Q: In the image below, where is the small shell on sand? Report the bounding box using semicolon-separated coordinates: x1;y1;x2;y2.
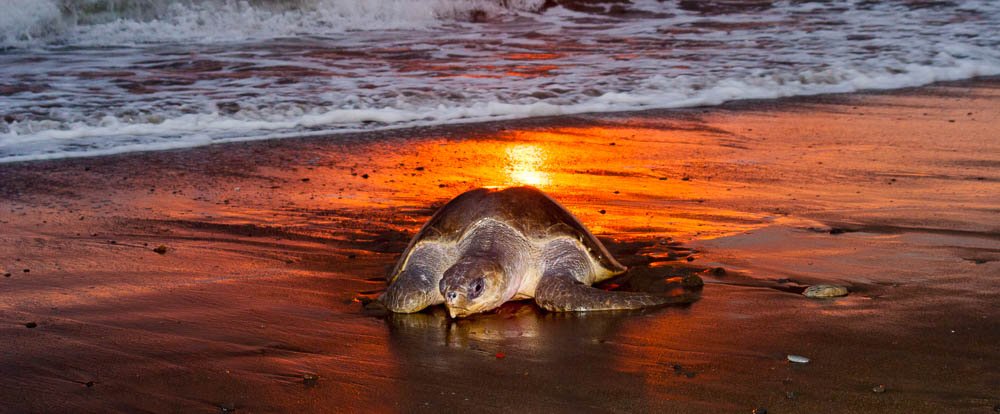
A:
803;284;849;298
787;354;810;364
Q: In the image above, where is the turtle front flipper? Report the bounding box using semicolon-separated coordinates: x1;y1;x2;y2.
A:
534;273;694;312
535;238;694;312
379;242;453;313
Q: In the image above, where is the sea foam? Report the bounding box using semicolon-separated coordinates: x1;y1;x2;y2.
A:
1;0;998;162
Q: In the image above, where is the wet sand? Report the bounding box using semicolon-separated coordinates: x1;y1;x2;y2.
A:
1;79;998;413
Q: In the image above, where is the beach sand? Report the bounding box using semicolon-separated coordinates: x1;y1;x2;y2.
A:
1;79;998;413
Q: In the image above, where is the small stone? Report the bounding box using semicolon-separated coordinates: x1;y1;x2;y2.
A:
3;273;10;277
85;381;94;388
153;245;168;254
609;142;616;146
598;209;606;215
22;269;29;273
25;322;37;328
787;354;810;364
753;408;768;414
829;228;846;235
681;274;704;288
415;166;425;171
685;256;694;262
711;267;726;277
303;373;319;387
219;403;236;413
681;176;690;181
361;174;369;179
300;178;310;182
872;384;886;393
803;284;849;298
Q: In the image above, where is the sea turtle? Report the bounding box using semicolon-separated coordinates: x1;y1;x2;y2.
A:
378;187;693;317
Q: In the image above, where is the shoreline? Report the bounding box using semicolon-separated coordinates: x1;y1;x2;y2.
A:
2;75;998;166
1;78;998;413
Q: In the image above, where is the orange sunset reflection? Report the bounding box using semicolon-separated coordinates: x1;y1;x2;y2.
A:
505;144;550;187
242;125;770;242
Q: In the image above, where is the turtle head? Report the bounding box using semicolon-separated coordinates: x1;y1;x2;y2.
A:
440;256;508;318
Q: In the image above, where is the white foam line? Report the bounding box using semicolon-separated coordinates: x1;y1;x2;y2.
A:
3;64;997;164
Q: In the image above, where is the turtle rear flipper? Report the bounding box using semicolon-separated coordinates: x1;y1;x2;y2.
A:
534;274;695;312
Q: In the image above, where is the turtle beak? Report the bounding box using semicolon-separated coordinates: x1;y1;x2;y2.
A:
447;305;470;319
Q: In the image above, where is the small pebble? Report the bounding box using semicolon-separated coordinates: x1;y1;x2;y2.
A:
685;256;694;262
153;245;168;254
711;267;727;277
598;209;606;215
85;381;94;388
361;174;369;179
3;273;10;277
787;354;810;364
803;284;849;298
303;373;319;387
23;269;29;273
682;274;704;288
872;384;886;393
752;408;767;414
25;322;37;328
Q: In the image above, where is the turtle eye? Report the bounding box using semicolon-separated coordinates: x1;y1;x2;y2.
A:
470;278;485;298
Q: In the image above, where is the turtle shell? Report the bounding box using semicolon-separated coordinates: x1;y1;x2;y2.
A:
389;187;626;282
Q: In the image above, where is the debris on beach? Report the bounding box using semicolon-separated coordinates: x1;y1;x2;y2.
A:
787;354;810;364
803;284;849;298
303;373;319;387
152;245;168;254
682;274;704;288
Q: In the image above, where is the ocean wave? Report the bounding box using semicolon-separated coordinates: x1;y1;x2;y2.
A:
4;58;997;163
1;0;998;162
0;0;546;48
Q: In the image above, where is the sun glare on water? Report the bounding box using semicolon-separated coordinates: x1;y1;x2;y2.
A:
505;144;549;187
